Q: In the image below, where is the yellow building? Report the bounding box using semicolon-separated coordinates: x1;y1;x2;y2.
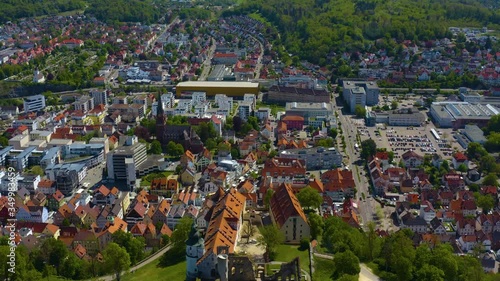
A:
176;81;259;98
88;105;107;125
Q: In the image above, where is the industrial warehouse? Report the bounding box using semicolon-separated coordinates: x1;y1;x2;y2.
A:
175;81;260;98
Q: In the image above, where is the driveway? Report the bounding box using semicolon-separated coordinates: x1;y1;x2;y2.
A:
359;264;380;281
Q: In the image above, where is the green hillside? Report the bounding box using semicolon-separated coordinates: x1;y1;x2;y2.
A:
227;0;500;64
0;0;86;23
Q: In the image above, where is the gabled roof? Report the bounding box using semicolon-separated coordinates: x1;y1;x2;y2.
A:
74;244;87;259
159;223;172;236
130;222;148;236
95;185;111;196
402;150;424;160
453;152;468;162
127;202;146;218
238;180;254;194
73;230;96;242
198;188;245;265
308;178;324;193
270;183;308;228
375;151;389;160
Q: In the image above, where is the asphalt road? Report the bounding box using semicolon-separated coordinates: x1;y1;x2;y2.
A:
251;35;265;79
334;98;375;228
199;38;217;81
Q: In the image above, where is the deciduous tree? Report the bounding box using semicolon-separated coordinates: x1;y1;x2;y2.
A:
257;225;284;260
483;173;499;187
333;250;360;279
360;139;377;160
103;243;130;281
296;186;322;210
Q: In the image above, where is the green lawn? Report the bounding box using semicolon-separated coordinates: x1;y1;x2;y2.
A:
256;101;286;116
313;257;334;281
121;260;186;281
140;171;174;187
274;244;310;272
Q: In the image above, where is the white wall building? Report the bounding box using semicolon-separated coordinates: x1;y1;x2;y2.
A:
24;95;46;113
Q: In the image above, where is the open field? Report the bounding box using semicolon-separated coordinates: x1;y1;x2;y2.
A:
274;244;310;272
120;260;186;281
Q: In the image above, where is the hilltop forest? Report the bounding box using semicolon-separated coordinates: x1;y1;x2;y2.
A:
227;0;500;64
0;0;86;23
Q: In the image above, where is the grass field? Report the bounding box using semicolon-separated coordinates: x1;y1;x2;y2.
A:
313;257;334;281
274;244;310;272
120;260;187;281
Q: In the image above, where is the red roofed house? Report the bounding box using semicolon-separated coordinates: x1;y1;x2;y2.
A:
62;39;84;49
321;169;356;202
452;152;469;169
270;183;310;243
401;150;424;168
212;53;238;64
281;115;304;130
375;151;390;167
443;173;466;192
261;157;306;185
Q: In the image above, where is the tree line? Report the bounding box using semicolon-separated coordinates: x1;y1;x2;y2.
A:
0;0;85;24
227;0;500;65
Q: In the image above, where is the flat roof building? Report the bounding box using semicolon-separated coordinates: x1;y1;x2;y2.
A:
107;140;164;190
267;85;330;104
280;147;342;170
456;124;488;148
24;95;46;113
430;102;499;129
367;107;426;126
207;64;234;81
176;81;259;98
342;80;380;112
285;102;334;127
8;146;37;171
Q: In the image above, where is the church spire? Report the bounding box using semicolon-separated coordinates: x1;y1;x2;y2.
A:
156;92;164;116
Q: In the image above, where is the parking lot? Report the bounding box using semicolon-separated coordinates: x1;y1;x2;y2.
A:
353;117;462;160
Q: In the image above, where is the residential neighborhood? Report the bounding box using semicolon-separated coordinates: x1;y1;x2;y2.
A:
1;3;500;281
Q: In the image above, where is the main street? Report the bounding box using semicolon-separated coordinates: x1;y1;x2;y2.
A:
333;97;376;228
198;38;217;81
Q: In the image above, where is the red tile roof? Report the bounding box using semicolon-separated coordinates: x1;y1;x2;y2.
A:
270;183;308;228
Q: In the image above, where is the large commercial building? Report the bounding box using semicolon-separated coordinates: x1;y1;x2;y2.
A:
107;137;165;189
176;81;259;98
366;107;426;126
24;95;46;113
8;146;37;171
45;163;87;195
342;80;380;113
107;141;147;189
279;147;343;170
267;85;330;104
207;64;234;81
285;102;334;127
73;95;95;113
90;90;108;106
455;124;488;148
430;102;499;129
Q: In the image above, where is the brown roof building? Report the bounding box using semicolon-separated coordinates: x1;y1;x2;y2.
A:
270;183;310;243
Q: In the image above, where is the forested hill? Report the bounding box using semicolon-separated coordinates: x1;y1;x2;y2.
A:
0;0;172;25
0;0;86;23
84;0;169;24
227;0;500;64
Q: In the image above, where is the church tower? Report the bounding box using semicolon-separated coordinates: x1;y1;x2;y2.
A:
156;92;167;146
186;222;204;281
